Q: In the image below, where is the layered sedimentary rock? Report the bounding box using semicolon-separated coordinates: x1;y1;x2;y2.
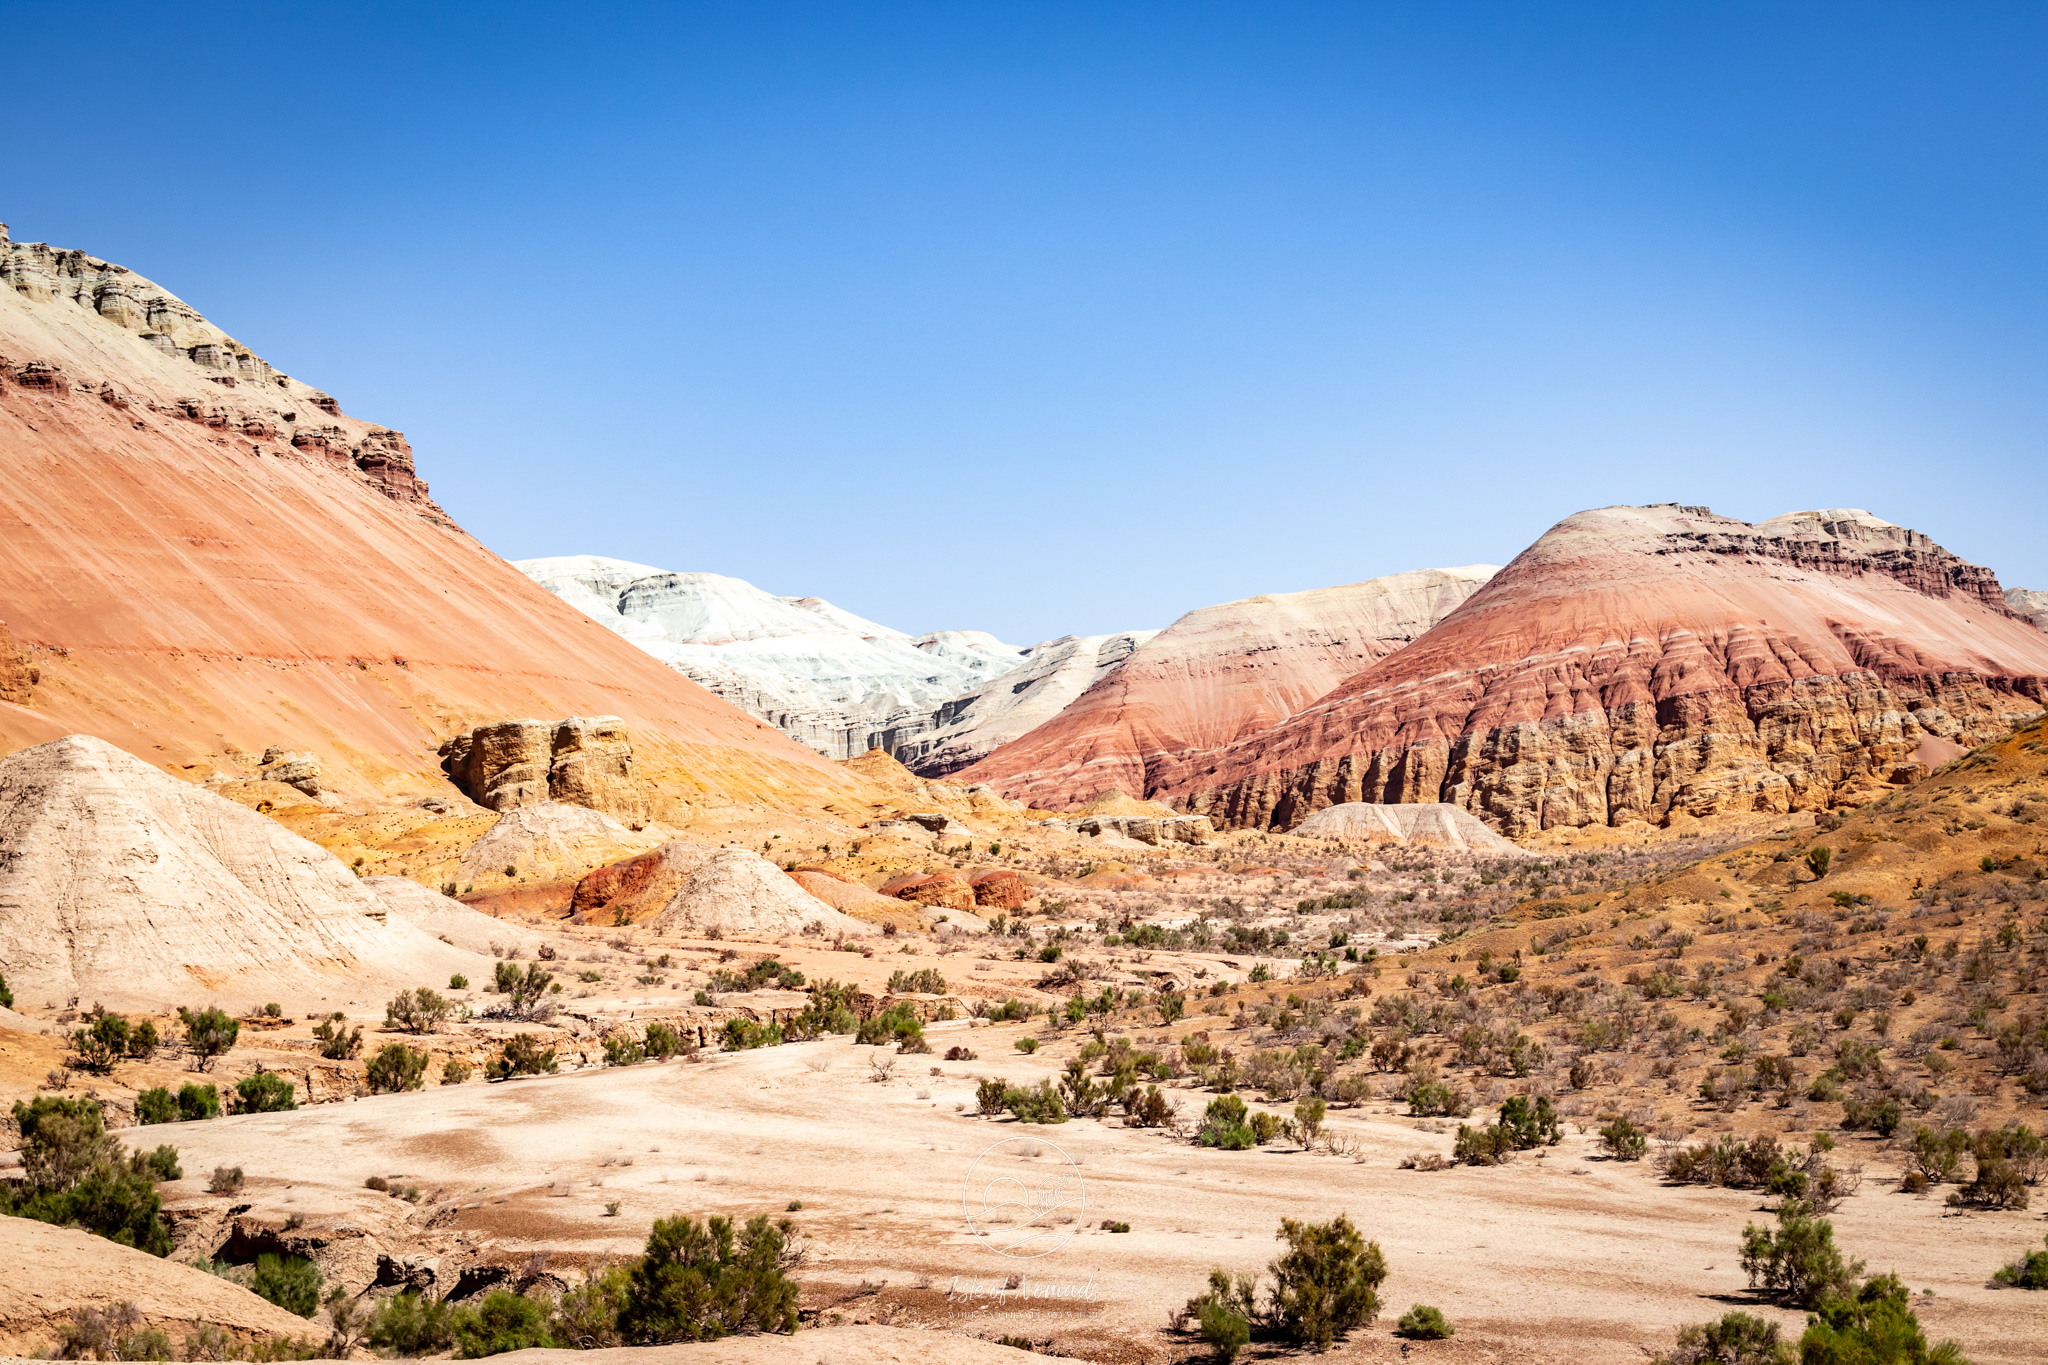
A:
0;735;483;1009
569;839;720;925
1170;506;2048;835
515;555;1029;760
2009;587;2048;633
0;621;34;705
959;566;1497;808
0;224;855;814
889;630;1159;777
652;848;867;937
1042;813;1216;846
439;716;648;822
1291;802;1528;856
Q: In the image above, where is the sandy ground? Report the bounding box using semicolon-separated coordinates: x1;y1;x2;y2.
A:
141;1020;2048;1364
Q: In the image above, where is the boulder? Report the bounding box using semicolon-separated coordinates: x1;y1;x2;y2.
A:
968;869;1028;909
257;746;321;797
879;871;973;911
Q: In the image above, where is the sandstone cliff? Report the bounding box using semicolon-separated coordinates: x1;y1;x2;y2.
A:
0;224;859;816
1167;505;2048;835
958;565;1497;808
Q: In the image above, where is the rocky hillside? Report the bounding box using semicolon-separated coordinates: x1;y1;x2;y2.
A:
2009;586;2048;633
0;224;856;815
1165;505;2048;833
959;565;1497;808
516;555;1035;760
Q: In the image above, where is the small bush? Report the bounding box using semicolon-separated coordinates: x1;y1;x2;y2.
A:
1198;1094;1256;1150
1406;1078;1472;1118
617;1213;799;1342
1184;1270;1257;1364
385;988;453;1035
176;1083;222;1121
720;1018;784;1051
1015;1037;1039;1054
1269;1214;1387;1349
976;1077;1009;1116
1797;1273;1962;1364
134;1088;179;1127
367;1292;454;1356
251;1254;322;1318
1739;1201;1862;1308
365;1043;430;1093
1993;1233;2048;1289
208;1165;245;1195
450;974;469;990
606;1033;648;1066
442;1057;473;1085
177;1007;240;1070
1600;1116;1648;1161
231;1071;297;1114
645;1021;687;1057
312;1012;363;1061
1004;1079;1068;1124
887;967;947;994
855;1003;925;1049
487;1033;558;1079
133;1145;182;1182
944;1045;976;1061
452;1289;550;1357
1650;1311;1788;1365
1396;1304;1454;1339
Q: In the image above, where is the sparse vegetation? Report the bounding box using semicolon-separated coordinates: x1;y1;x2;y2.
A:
365;1042;430;1093
312;1012;363;1060
251;1253;322;1318
1;1096;174;1255
385;987;453;1034
231;1071;298;1114
1396;1304;1454;1339
488;1033;558;1079
177;1006;239;1070
1994;1233;2048;1289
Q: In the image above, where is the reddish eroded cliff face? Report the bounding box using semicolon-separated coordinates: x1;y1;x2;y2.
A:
0;224;858;811
958;566;1496;810
1166;505;2048;835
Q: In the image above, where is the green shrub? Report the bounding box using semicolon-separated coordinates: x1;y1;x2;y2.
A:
1249;1111;1286;1145
785;979;859;1039
450;974;469;990
887;967;946;994
1198;1094;1255;1150
0;970;11;1009
1805;847;1832;880
1406;1078;1471;1118
976;1078;1009;1116
0;1105;174;1258
70;1013;133;1074
549;1265;630;1350
1396;1304;1454;1339
1198;1296;1251;1362
386;988;453;1035
134;1088;179;1127
251;1254;322;1318
133;1145;182;1182
367;1292;454;1356
1269;1214;1387;1349
1004;1079;1069;1124
493;960;522;993
177;1083;221;1121
442;1057;473;1085
452;1289;551;1357
1739;1201;1863;1308
645;1021;687;1057
1601;1116;1648;1160
1014;1037;1039;1054
1796;1273;1963;1364
487;1033;558;1079
606;1033;648;1066
366;1043;429;1093
231;1071;298;1114
1651;1311;1790;1365
988;998;1034;1022
208;1166;245;1195
616;1213;799;1343
312;1013;363;1061
1994;1233;2048;1289
720;1018;783;1051
855;1003;925;1049
177;1007;239;1070
1184;1269;1258;1363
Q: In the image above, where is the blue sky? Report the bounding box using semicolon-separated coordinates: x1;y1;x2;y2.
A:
6;2;2045;643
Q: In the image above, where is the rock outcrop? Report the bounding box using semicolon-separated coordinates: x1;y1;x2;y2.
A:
256;746;321;797
569;840;720;925
959;566;1497;809
456;803;660;888
1044;812;1217;846
786;868;927;928
2009;587;2048;633
651;849;868;938
439;716;647;823
515;555;1029;761
878;871;974;911
967;869;1028;909
1168;506;2048;835
1291;802;1529;856
0;223;858;815
0;735;484;1010
0;620;34;705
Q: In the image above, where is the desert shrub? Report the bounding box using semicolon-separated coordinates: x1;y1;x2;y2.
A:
1959;1155;2029;1210
450;973;469;990
312;1013;363;1060
1993;1233;2048;1289
56;1301;172;1362
177;1083;221;1121
1601;1116;1648;1161
1199;1295;1251;1362
1249;1111;1286;1145
452;1289;550;1357
1127;1085;1174;1128
1060;1059;1104;1117
13;1096;120;1191
944;1045;976;1061
1454;1122;1516;1166
1198;1094;1255;1150
1396;1304;1454;1339
1292;1097;1327;1146
1;1102;173;1256
1805;847;1832;879
231;1071;298;1114
70;1012;132;1074
643;1021;687;1057
134;1088;179;1127
1906;1126;1969;1183
487;963;556;1019
1269;1214;1387;1349
133;1145;181;1182
616;1213;799;1342
487;1033;558;1079
549;1265;631;1350
1406;1078;1472;1118
177;1007;239;1070
365;1043;429;1094
252;1254;322;1318
1014;1037;1039;1054
1183;1269;1258;1363
1650;1311;1790;1365
1796;1273;1963;1363
1004;1079;1068;1124
493;960;522;993
367;1291;454;1356
0;971;10;1008
442;1058;472;1085
386;988;453;1035
1739;1201;1863;1308
605;1033;647;1066
208;1165;245;1195
720;1018;784;1051
976;1077;1009;1116
855;1003;925;1049
887;967;946;994
988;998;1034;1023
1497;1096;1560;1148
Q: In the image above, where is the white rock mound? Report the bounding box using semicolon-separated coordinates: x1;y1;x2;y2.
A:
362;876;546;958
1291;802;1529;856
654;849;870;938
457;801;659;883
0;735;488;1010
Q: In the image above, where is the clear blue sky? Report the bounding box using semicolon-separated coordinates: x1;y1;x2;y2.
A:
6;2;2045;643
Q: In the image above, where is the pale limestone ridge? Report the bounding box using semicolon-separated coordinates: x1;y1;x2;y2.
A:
0;735;485;1010
2007;586;2048;633
1291;801;1530;856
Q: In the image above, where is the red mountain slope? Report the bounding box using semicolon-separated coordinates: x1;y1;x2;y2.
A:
0;224;854;811
1165;504;2048;834
960;566;1495;808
